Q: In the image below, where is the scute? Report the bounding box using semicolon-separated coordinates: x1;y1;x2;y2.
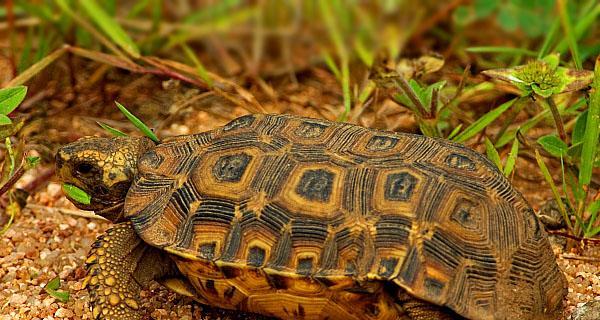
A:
125;113;566;320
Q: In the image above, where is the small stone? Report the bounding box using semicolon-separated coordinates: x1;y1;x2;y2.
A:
570;300;600;320
54;307;74;318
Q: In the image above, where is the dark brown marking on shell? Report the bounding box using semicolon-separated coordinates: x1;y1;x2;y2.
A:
204;279;217;295
297;257;314;276
445;153;476;171
366;135;398;151
377;257;398;278
265;273;288;290
221;220;242;262
248;246;266;267
199;242;216;260
318;233;339;273
266;228;292;270
398;247;420;286
138;150;163;169
294;121;328;138
224;286;236;300
384;172;417;201
295;169;334;202
424;277;445;299
450;198;481;230
212;153;252;182
223;114;256;131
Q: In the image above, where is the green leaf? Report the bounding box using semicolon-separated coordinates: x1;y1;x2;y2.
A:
0;86;27;115
474;0;498;18
447;124;463;140
80;0;140;58
453;98;517;143
585;225;600;238
44;276;70;303
585;199;600;235
466;46;537;56
97;122;127;137
62;183;91;205
46;276;60;290
497;6;518;31
114;101;159;143
535;150;573;232
484;137;502;170
579;57;600;186
25;156;40;169
537;134;568;157
503;137;519;176
572;109;588;145
452;6;474;26
0;114;12;125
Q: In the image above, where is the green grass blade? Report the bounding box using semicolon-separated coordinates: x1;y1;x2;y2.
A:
453;98;517;143
5;47;68;87
466;46;537;56
585;199;600;235
503;137;519;176
557;0;582;69
96;122;127;137
114;101;159;143
0;86;27;115
537;20;560;59
579;56;600;186
553;4;600;55
181;44;213;87
484;137;502;170
447;124;463;140
80;0;141;58
535;150;573;232
322;52;341;80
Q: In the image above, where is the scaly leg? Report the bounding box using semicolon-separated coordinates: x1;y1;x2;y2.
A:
84;222;175;320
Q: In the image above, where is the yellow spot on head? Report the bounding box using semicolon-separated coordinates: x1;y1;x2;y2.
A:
85;254;98;264
105;276;116;286
125;298;139;310
92;306;101;318
108;293;120;306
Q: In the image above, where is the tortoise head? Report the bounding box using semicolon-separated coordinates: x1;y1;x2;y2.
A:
56;136;155;222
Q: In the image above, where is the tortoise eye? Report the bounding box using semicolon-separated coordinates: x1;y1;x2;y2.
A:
75;163;94;175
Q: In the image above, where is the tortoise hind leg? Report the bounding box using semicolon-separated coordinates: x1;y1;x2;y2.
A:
396;291;463;320
84;222;176;320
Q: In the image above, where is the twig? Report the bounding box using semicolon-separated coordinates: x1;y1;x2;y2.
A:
27;204;108;221
548;230;600;244
0;163;25;197
561;254;600;263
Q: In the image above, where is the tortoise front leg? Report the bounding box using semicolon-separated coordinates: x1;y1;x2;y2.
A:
84;222;175;320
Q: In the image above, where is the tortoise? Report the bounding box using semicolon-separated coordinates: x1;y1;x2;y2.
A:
56;113;566;320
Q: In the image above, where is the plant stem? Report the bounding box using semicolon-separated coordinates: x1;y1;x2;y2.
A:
544;96;568;143
394;77;429;118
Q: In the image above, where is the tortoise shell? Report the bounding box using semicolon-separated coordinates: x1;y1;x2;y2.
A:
124;114;565;319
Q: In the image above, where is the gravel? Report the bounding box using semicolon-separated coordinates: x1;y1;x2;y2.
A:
1;180;599;320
